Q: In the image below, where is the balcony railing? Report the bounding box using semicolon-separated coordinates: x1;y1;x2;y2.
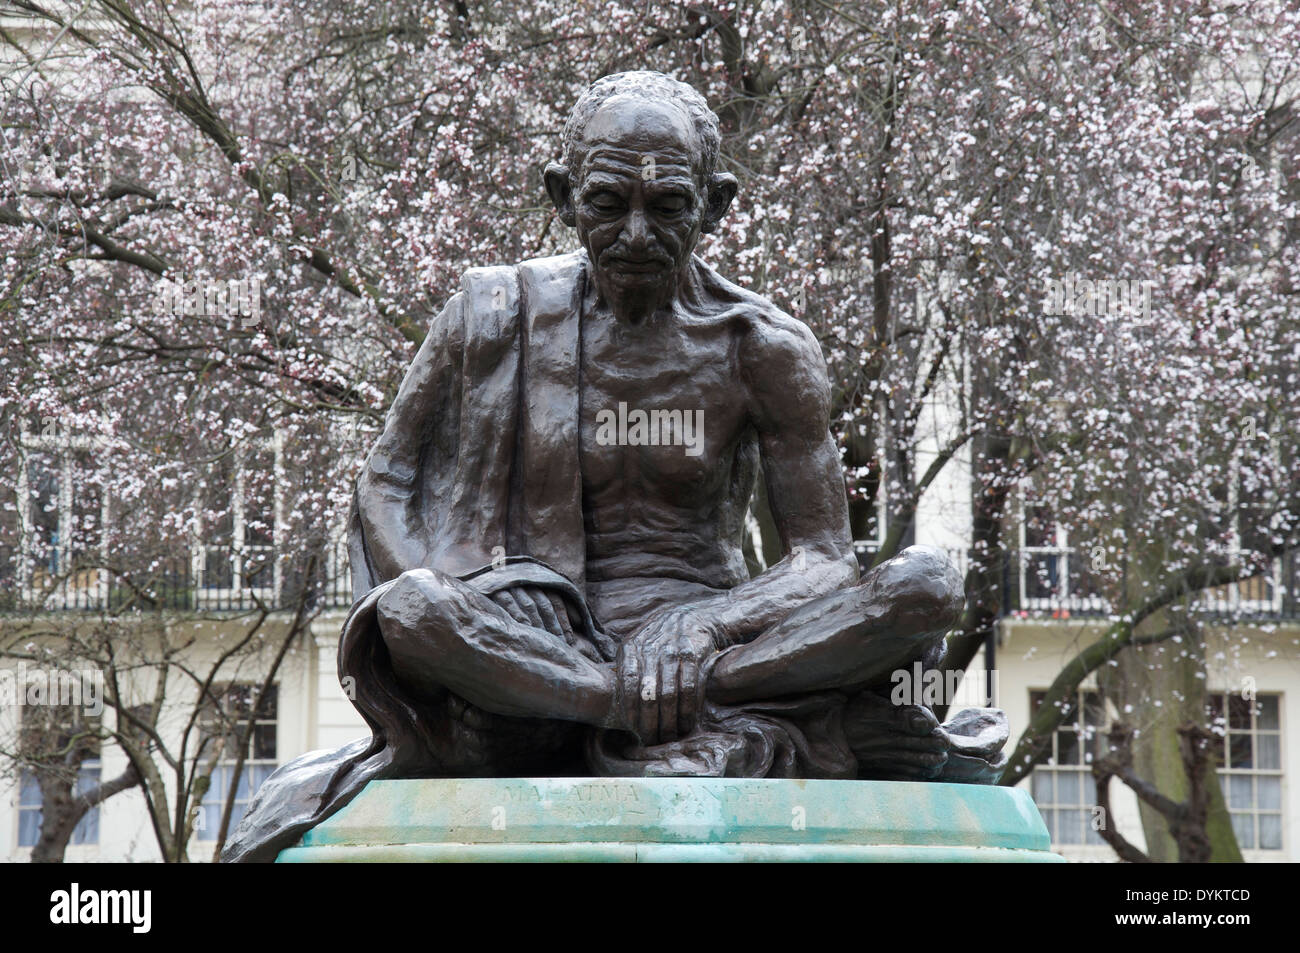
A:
1001;548;1300;621
4;540;1297;621
0;541;354;614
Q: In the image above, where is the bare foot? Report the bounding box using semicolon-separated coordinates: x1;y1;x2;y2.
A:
844;691;950;780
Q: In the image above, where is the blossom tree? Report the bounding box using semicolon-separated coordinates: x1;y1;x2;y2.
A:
1;0;1296;860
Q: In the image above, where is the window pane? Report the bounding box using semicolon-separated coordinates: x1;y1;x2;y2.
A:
1025;553;1061;598
255;689;278;720
1057;808;1085;844
19;771;42;807
1258;776;1282;811
198;803;222;840
1256;696;1279;730
253;723;276;760
1032;771;1053;804
1228;696;1253;730
1208;729;1226;766
1083;694;1106;727
1228;733;1253;769
1086;810;1106;846
1057;770;1081;805
1257;734;1280;771
1231;812;1255;850
193;684;277;843
1024;506;1056;548
1259;814;1282;850
71;759;102;845
1228;774;1253;810
1081;726;1103;764
1057;731;1080;766
76;760;101;794
1205;693;1224;725
18;809;41;847
226;799;252;831
203;765;228;806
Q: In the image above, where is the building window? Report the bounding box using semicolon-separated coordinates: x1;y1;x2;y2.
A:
18;761;102;847
195;684;278;841
16;704;103;848
194;436;282;607
15;433;110;608
1030;689;1285;853
1015;494;1108;614
1028;689;1107;846
1207;693;1283;851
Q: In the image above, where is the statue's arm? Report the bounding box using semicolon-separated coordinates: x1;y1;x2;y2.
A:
700;310;859;647
354;292;466;583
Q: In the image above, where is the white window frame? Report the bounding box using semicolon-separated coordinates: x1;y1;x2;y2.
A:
194;683;279;842
15;430;110;610
1028;688;1111;847
192;432;284;609
1209;691;1284;852
1016;490;1109;614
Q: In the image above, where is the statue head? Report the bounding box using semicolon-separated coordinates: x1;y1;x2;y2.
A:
545;71;738;322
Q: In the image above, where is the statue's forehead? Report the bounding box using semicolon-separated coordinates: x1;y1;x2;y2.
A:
578;96;701;172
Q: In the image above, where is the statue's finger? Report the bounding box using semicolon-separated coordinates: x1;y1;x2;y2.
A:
658;656;679;742
679;658;700;736
638;646;659;744
491;590;529;626
510;589;547;630
545;592;578;642
618;647;642;740
531;589;565;638
559;594;585;631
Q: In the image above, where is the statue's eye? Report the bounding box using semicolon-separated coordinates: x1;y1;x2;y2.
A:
655;196;688;215
589;192;624;213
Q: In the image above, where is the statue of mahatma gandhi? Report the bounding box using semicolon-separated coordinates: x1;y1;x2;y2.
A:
224;71;1008;862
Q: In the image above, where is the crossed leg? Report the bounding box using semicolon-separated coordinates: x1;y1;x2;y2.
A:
375;547;964;748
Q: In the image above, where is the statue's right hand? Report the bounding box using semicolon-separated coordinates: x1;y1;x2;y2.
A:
489;586;599;659
615;611;717;745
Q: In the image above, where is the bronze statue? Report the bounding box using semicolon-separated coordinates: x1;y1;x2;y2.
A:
223;71;1007;863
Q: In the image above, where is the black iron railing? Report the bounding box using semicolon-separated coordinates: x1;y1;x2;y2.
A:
0;541;354;614
4;541;1297;621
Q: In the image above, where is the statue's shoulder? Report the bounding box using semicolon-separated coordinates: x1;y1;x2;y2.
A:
458;250;586;288
694;258;824;370
514;249;588;284
453;251;586;323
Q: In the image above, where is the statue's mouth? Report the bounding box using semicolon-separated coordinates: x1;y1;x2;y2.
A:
605;254;670;275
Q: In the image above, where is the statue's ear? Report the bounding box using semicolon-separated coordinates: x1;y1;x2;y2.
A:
544;162;576;227
700;172;738;234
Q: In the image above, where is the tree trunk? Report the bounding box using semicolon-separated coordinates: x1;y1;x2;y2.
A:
1107;626;1242;862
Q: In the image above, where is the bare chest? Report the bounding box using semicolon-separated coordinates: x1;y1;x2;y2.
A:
577;316;750;497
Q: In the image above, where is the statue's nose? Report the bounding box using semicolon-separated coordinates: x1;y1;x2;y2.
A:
622;210;651;251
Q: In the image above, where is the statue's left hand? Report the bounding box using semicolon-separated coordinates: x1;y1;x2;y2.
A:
617;609;719;745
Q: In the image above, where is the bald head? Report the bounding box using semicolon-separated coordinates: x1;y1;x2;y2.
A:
559;71;721;185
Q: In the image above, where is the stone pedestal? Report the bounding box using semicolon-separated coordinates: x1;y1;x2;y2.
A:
276;777;1063;862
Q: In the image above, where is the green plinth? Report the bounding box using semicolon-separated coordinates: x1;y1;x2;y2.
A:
276;777;1063;862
